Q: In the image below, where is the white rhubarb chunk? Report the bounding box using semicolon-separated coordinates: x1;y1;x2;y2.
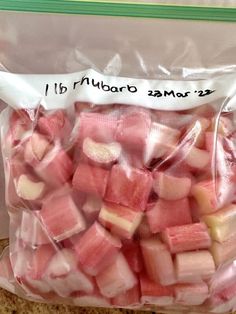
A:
82;195;102;222
45;249;94;296
16;174;45;200
202;204;236;242
96;253;137;298
210;234;236;266
99;202;143;239
153;172;191;201
175;250;215;283
83;137;121;164
24;133;50;165
141;238;176;286
184;146;210;170
18;211;50;246
191;179;218;215
174;282;209;306
162;222;211;253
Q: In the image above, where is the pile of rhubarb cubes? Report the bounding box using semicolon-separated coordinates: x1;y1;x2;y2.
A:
2;102;236;312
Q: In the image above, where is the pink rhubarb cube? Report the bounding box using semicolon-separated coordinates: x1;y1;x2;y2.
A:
146;198;192;233
78;112;118;143
99;202;143;239
37;110;71;142
140;275;174;306
74;222;122;276
174;282;209;306
112;285;141;308
105;164;152;211
73;163;109;197
39;192;86;242
96;253;137;298
162;222;211;253
35;148;73;187
141;238;176;286
116;110;151;152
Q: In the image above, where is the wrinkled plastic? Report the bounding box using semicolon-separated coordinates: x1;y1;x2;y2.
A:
0;8;236;314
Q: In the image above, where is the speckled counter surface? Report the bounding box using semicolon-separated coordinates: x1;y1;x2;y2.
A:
0;240;151;314
0;288;151;314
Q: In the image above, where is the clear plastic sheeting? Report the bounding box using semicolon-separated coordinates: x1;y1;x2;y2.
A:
0;4;235;314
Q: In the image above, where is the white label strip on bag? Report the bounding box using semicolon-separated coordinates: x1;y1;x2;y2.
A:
0;69;235;111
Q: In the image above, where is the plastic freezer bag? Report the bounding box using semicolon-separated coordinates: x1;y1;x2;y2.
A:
0;1;236;313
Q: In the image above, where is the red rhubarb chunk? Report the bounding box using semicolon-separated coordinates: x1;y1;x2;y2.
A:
78;112;118;143
35;148;73;187
73;163;109;197
162;222;211;253
39;192;86;242
116;110;151;151
105;164;152;211
140;275;174;306
74;222;121;276
146;198;192;233
37;110;71;142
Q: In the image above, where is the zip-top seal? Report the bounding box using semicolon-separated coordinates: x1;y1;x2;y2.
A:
0;69;235;111
0;0;235;22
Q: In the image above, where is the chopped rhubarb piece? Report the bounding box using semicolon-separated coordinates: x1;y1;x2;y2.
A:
39;192;86;242
146;198;192;233
105;164;152;211
74;222;121;276
96;253;137;298
162;222;211;253
37;110;71;142
72;163;109;197
18;211;50;246
141;238;175;286
191;179;218;214
82;194;102;222
122;241;143;273
202;204;236;242
184;146;210;170
112;285;141;307
46;248;77;278
24;133;51;165
45;249;94;296
174;282;209;305
16;174;45;201
153;171;191;201
140;275;174;306
210;234;236;266
99;202;142;239
35;147;73;187
27;244;56;280
83;137;121;164
116;110;151;152
144;122;180;165
78;112;118;143
186;117;210;148
137;216;153;239
175;250;215;283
